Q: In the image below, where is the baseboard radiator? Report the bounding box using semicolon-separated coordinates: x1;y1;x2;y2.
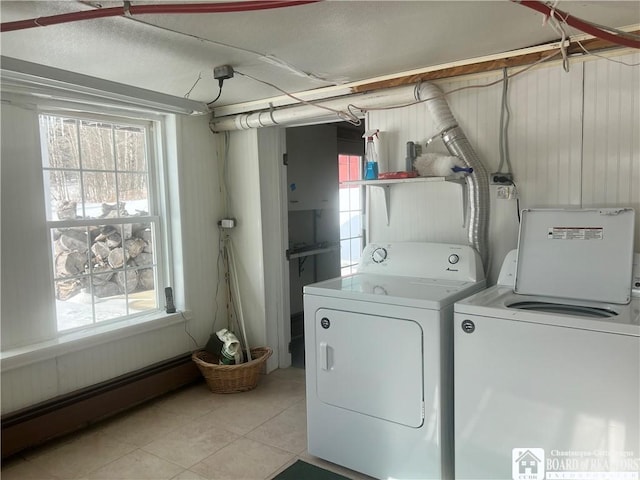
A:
1;352;201;459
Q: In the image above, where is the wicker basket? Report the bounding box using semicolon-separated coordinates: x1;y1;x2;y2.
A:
192;346;273;394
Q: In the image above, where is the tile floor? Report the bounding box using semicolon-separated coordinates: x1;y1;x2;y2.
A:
1;368;374;480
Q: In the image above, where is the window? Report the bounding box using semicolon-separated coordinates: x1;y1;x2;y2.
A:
39;113;164;332
338;154;364;276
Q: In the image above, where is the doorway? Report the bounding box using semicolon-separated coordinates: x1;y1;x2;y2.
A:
284;122;365;368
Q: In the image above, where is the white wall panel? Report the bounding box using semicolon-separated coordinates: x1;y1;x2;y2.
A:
56;324;189;393
582;53;640;249
368;182;467;245
1;362;58;413
1;104;57;349
225;129;268;349
446;76;503;174
507;62;584;209
175;115;223;345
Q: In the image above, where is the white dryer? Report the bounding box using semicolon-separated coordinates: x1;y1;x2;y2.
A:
454;208;640;480
304;242;485;480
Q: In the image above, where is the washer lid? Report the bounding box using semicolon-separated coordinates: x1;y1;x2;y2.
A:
455;287;640;336
514;208;635;304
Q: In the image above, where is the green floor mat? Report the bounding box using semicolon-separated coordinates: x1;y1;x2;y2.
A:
271;460;351;480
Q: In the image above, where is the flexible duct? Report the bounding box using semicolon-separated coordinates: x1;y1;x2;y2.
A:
416;83;490;269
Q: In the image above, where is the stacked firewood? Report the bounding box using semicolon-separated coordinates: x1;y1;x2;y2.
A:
54;202;155;301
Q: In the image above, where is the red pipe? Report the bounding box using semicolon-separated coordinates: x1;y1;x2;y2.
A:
1;1;320;33
513;0;640;49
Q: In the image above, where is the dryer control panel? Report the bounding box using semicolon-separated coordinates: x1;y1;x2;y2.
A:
358;242;484;283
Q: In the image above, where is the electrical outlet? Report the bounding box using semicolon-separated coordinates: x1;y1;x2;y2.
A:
497;185;517;200
218;218;236;228
491;172;513;185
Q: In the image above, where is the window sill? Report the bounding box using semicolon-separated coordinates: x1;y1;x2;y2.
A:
0;310;190;372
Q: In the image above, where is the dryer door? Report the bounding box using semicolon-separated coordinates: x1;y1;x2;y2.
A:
314;308;424;428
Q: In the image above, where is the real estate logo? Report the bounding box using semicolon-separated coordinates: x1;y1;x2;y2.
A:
512;448;545;480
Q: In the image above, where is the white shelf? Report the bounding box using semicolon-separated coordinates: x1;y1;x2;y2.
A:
343;176;466;225
342;175;458;186
287;245;339;260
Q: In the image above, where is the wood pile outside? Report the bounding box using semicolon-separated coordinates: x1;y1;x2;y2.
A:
53;202;155;301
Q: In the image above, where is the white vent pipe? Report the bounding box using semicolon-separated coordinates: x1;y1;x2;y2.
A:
416;83;490;268
210;86;417;132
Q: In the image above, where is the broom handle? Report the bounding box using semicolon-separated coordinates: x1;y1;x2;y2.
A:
226;239;252;361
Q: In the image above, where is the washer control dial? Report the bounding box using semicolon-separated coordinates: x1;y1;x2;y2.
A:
372;247;388;264
448;254;460;265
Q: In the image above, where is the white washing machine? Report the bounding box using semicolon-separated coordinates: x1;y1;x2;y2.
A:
304;242;486;480
454;208;640;480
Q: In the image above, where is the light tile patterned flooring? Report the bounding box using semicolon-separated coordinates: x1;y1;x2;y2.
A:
1;368;374;480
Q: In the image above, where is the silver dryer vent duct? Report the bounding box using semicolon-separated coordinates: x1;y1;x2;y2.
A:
415;83;490;269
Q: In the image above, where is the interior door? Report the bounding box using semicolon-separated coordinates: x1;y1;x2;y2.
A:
314;307;424;427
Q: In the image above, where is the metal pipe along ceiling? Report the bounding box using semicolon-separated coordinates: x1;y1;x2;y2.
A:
511;0;640;49
209;85;418;131
0;1;320;32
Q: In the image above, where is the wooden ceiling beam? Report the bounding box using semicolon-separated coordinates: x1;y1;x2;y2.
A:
352;31;639;94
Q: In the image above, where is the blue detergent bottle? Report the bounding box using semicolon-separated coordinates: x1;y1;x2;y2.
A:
363;130;379;180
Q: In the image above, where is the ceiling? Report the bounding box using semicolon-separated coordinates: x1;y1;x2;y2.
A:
1;1;639;113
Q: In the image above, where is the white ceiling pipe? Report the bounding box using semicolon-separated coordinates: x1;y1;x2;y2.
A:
209;84;420;132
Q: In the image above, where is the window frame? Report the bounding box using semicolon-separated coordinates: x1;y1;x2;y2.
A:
338;153;365;276
38;108;173;333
